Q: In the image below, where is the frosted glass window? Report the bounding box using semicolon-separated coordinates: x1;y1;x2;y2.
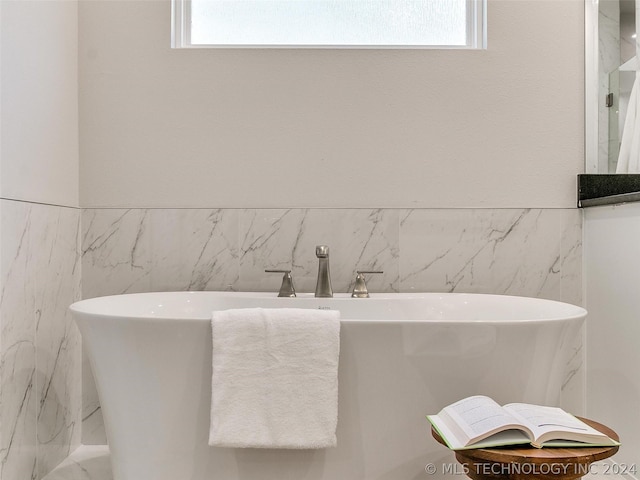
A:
173;0;485;48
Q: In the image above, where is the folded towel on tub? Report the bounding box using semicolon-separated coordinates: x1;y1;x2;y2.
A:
209;307;340;449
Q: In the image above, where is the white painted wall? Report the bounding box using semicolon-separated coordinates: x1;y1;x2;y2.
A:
1;0;79;207
79;0;585;209
584;202;640;467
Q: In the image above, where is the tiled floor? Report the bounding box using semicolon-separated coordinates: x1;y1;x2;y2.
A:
42;447;628;480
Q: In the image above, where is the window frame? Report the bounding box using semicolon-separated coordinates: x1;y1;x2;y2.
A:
172;0;486;49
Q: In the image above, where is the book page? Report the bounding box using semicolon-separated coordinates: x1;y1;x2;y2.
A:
440;395;528;443
428;414;530;450
503;403;609;445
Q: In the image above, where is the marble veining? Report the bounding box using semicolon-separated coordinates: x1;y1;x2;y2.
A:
1;200;82;479
1;202;38;479
34;204;82;479
237;209;399;294
80;207;583;445
41;446;111;480
399;209;582;303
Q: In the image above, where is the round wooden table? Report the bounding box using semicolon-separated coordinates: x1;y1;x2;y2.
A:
431;417;619;480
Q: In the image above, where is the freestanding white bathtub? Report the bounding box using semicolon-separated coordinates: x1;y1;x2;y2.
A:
70;292;586;480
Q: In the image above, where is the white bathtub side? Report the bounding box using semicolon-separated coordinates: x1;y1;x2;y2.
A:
74;309;584;480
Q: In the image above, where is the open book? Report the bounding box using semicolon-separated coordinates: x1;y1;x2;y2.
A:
427;395;620;450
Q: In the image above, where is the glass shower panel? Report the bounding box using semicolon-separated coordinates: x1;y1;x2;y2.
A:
608;69;620;172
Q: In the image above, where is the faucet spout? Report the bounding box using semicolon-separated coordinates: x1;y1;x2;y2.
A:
315;245;333;298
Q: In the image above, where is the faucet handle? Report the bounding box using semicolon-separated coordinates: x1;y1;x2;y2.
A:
265;269;296;298
351;270;384;298
316;245;329;258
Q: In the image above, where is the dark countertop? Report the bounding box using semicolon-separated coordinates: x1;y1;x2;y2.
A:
578;174;640;207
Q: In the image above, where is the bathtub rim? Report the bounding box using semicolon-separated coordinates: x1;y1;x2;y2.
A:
69;291;587;326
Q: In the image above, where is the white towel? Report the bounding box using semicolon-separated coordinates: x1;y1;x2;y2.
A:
209;307;340;449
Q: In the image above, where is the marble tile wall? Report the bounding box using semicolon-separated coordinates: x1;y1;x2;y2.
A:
80;207;584;444
0;199;82;479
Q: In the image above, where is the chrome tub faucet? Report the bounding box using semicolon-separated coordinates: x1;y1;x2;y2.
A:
315;245;333;298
